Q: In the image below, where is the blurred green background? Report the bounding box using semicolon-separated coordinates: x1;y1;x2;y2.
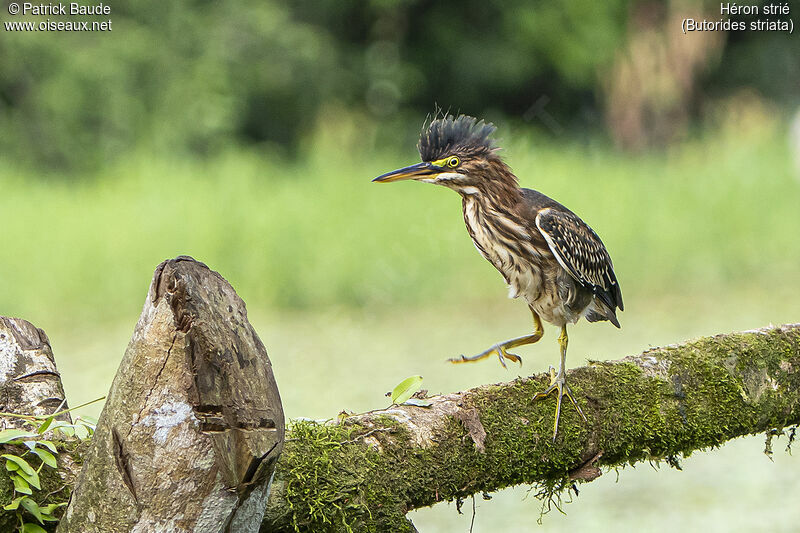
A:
1;1;799;531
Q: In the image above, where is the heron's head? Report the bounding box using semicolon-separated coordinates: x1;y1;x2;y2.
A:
373;114;515;196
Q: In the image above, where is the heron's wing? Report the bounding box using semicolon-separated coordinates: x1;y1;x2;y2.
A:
535;207;623;312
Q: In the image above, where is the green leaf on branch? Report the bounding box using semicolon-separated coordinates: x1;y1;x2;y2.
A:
3;455;35;476
0;429;35;444
39;502;67;521
36;416;53;435
55;425;75;438
37;441;57;454
3;496;25;510
391;375;423;405
0;403;102;530
10;474;32;495
30;449;56;469
20;497;45;524
3;456;41;490
74;423;90;441
16;470;41;490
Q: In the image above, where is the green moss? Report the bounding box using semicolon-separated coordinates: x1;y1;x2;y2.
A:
588;328;800;467
279;421;370;532
276;418;424;532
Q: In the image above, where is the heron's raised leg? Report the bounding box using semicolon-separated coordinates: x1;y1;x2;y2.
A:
449;310;544;369
532;325;587;441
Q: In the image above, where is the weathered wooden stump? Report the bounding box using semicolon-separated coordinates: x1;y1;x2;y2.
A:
0;317;71;428
58;257;285;532
0;317;75;532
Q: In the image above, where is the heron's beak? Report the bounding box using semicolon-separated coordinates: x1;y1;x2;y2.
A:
372;162;444;183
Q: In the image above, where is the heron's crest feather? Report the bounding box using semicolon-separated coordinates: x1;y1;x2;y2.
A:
418;114;497;162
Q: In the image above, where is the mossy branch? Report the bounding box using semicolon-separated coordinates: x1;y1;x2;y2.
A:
262;324;800;532
2;312;799;532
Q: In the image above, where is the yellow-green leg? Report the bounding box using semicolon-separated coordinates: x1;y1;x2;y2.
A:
533;325;587;441
448;310;544;369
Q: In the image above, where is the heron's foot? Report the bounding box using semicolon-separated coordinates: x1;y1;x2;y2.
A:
447;342;523;369
533;367;587;441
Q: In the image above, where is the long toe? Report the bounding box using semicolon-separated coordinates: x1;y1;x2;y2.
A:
532;382;555;402
447;344;496;365
496;348;509;369
503;350;522;366
533;373;586;440
563;382;587;422
552;383;565;441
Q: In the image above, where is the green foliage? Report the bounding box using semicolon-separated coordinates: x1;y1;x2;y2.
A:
390;376;423;405
1;1;796;171
0;1;344;171
21;524;48;533
0;432;35;446
0;400;100;531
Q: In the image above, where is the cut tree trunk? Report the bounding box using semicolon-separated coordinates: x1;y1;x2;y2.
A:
0;317;75;533
57;257;285;533
0;317;71;427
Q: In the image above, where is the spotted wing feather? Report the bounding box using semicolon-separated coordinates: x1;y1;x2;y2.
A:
535;208;624;314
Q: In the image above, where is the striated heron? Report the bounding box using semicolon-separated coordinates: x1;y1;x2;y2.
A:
373;114;623;440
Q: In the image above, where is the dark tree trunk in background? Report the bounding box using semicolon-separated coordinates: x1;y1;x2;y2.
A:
57;257;285;533
602;1;725;150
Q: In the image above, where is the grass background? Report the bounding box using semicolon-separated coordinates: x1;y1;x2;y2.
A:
1;113;799;531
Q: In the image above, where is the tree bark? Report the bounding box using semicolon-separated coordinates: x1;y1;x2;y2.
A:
261;324;800;532
0;317;71;427
57;257;285;533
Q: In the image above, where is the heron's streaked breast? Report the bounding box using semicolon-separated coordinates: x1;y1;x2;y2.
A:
462;197;547;299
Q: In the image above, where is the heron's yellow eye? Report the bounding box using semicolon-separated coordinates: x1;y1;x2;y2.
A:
447;156;460;168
